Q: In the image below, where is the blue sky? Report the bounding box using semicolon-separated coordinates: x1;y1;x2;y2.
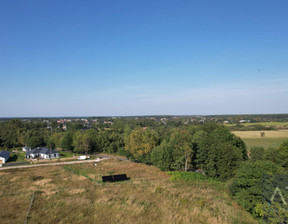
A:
0;0;287;117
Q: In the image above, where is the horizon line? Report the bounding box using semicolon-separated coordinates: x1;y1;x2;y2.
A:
0;113;288;119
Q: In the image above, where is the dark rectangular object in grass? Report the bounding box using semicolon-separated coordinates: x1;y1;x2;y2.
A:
113;174;128;181
102;175;114;182
102;174;129;182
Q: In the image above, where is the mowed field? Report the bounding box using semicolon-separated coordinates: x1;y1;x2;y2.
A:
0;159;256;224
232;130;288;149
225;122;288;128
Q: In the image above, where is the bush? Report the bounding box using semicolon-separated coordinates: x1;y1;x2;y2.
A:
228;161;285;218
250;146;265;161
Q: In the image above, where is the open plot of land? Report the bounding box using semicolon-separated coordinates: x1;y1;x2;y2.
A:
232;130;288;149
7;152;27;164
225;122;288;128
0;159;256;224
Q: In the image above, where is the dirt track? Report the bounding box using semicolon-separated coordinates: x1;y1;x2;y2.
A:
0;154;130;171
0;158;109;171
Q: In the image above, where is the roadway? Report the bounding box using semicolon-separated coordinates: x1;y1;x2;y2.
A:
0;154;130;171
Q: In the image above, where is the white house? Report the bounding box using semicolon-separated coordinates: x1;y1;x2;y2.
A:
26;147;59;159
0;151;10;164
22;146;32;152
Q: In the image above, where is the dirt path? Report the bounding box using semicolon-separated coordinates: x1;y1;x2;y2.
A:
92;153;131;162
0;154;131;171
0;158;109;171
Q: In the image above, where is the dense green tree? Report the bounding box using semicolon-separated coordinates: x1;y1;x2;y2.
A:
149;123;247;178
96;131;110;152
124;125;132;147
0;120;25;148
229;160;285;218
151;140;174;171
61;132;74;151
27;136;45;149
73;131;92;154
257;201;288;223
263;142;288;169
263;147;279;164
169;128;193;171
47;139;56;149
46;139;56;159
48;132;64;149
67;123;84;131
73;129;99;154
125;127;159;161
193;123;247;180
108;131;124;153
250;146;265;161
277;139;288;168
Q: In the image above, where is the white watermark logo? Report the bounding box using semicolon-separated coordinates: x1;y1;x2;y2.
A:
270;187;288;206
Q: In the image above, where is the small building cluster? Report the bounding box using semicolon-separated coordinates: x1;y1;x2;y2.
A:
0;147;60;167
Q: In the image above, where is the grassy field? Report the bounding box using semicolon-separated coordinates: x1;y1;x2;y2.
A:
59;151;80;158
225;122;288;128
7;152;27;163
0;159;257;224
232;130;288;149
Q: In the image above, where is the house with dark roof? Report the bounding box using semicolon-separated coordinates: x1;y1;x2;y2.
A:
0;151;10;164
26;147;59;159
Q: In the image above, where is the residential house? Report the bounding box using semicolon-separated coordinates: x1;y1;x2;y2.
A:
22;146;32;152
0;151;10;164
26;147;59;159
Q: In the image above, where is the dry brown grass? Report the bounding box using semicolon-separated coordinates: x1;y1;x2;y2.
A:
69;188;85;195
232;130;288;139
0;159;257;224
232;130;288;149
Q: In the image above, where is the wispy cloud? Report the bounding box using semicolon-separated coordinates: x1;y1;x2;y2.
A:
101;80;288;115
267;77;288;82
1;77;287;117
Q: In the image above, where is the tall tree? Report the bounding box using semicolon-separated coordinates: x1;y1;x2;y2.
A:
73;131;92;154
170;128;193;171
27;136;45;149
193;123;247;180
47;139;56;159
151;140;174;171
125;127;159;161
61;132;74;151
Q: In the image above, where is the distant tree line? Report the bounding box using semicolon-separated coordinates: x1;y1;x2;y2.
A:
229;124;276;131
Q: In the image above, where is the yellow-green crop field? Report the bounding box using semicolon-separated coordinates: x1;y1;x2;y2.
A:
232;130;288;149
